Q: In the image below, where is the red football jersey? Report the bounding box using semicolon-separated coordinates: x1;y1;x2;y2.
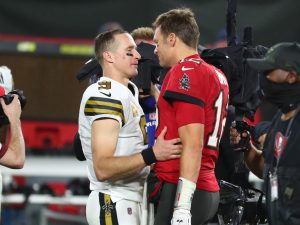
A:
154;54;229;191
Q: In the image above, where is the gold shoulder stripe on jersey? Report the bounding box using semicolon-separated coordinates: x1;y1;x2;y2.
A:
84;97;125;125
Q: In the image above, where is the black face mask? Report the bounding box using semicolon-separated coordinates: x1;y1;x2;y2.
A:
260;74;300;113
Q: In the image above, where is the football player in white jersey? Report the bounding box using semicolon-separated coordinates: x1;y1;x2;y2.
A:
78;29;182;225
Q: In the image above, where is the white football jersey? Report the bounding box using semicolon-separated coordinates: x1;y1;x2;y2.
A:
79;77;149;202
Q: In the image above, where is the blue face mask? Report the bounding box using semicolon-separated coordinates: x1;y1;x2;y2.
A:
259;74;300;113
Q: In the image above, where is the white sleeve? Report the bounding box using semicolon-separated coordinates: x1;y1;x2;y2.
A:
84;96;125;128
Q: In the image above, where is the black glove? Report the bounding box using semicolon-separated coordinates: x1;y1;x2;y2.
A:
73;132;86;161
230;120;253;152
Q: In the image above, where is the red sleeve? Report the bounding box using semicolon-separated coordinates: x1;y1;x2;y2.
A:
173;100;204;127
0;143;8;159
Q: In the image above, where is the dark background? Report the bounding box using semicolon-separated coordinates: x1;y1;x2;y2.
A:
0;0;299;121
0;0;299;46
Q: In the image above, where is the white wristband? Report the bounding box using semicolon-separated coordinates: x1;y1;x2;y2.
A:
174;177;196;210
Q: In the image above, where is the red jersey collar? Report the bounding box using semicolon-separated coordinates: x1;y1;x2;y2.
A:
178;54;201;64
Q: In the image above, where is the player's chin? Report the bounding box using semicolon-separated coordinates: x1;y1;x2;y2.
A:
130;69;139;77
158;59;166;68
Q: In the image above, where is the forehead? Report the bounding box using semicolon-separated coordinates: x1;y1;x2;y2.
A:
153;27;164;41
266;69;288;82
267;69;285;76
114;33;136;49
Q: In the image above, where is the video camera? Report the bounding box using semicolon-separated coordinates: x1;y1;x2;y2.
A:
216;180;267;225
75;42;167;95
202;2;268;224
0;89;26;126
131;42;167;95
76;57;102;84
201;0;267;122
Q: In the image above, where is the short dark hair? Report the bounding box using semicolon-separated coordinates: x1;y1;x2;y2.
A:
94;29;127;65
152;8;200;49
131;27;154;41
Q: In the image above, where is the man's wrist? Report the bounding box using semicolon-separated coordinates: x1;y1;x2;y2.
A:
9;119;21;126
174;177;196;210
141;147;157;165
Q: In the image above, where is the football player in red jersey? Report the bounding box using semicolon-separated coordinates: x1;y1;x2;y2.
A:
150;8;229;225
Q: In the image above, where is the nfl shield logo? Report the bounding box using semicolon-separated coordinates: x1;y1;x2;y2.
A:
179;73;190;91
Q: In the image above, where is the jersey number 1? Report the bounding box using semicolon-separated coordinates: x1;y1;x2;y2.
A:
207;91;227;149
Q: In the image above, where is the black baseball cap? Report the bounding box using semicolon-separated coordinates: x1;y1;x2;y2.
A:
247;42;300;74
76;57;102;81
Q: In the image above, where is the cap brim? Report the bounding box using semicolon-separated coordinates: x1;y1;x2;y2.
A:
76;57;102;80
246;58;275;72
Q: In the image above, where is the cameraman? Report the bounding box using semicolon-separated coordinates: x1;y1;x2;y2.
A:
230;42;300;225
131;26;161;101
131;27;161;147
0;93;25;169
0;66;25;215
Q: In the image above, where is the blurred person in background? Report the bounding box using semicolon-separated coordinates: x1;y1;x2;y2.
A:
0;66;25;218
98;21;124;33
206;29;228;49
230;42;300;225
131;27;155;45
131;27;159;147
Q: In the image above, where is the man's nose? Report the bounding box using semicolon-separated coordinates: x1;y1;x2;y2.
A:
154;46;158;55
135;50;141;60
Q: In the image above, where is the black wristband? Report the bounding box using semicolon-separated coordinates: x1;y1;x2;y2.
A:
141;147;157;165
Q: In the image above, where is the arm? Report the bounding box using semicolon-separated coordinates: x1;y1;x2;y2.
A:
0;95;25;169
170;123;202;225
230;127;264;179
178;123;203;183
91;118;145;181
166;100;204;212
244;142;264;179
92;119;182;181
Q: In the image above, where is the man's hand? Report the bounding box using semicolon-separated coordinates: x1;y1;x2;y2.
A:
153;126;182;161
230;127;244;144
171;208;191;225
150;82;160;102
171;177;195;225
230;126;251;151
0;95;21;124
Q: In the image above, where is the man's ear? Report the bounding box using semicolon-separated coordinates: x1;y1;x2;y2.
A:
103;51;114;63
286;71;298;84
168;33;176;47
